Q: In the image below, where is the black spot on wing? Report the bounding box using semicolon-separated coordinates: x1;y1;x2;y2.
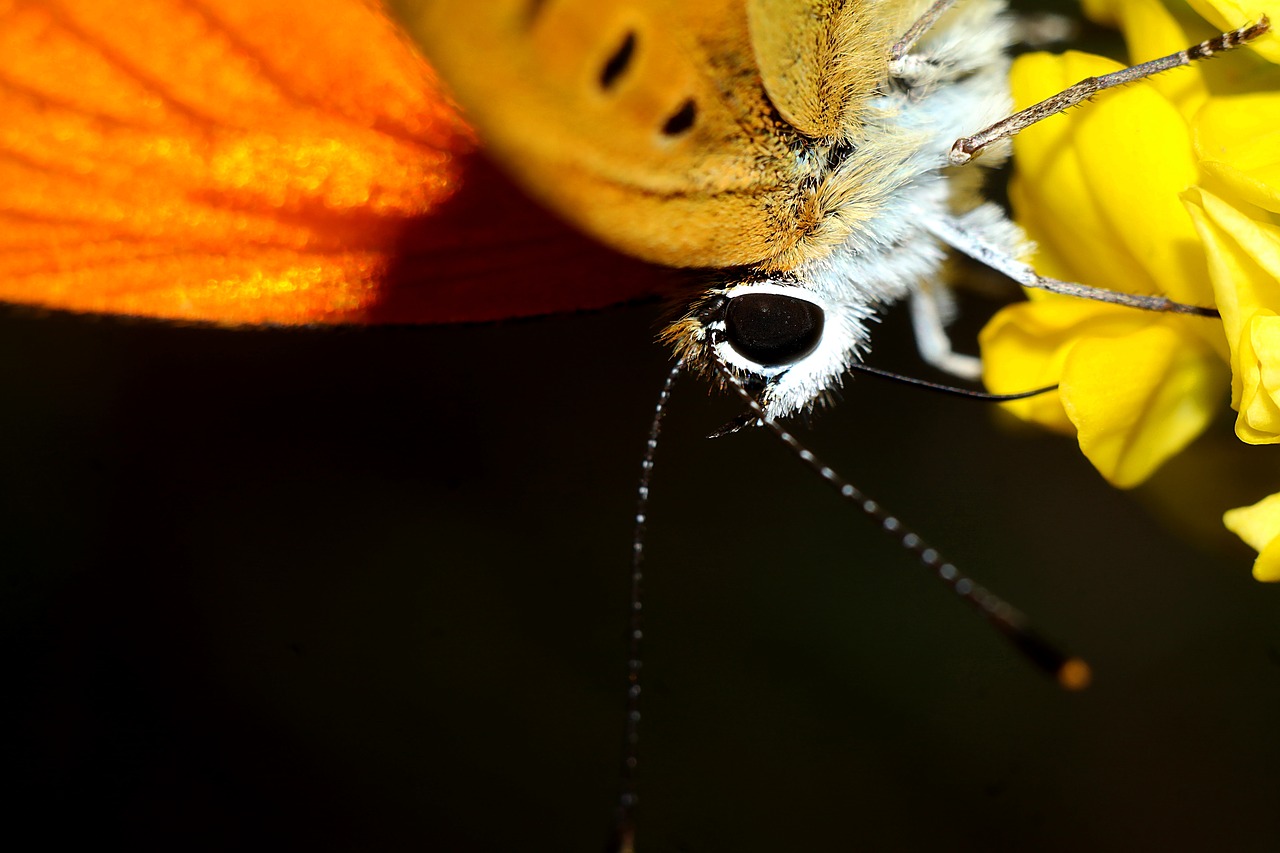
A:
600;31;637;90
661;98;697;136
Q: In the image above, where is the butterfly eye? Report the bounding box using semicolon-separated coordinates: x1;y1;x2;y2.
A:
724;293;825;367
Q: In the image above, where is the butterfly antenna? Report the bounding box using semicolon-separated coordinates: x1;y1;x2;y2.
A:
610;359;683;853
713;359;1091;691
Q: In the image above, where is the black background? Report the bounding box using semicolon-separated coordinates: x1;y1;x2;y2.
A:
4;284;1280;851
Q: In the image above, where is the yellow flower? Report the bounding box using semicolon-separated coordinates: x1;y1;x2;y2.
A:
979;1;1280;566
980;44;1228;487
1185;183;1280;444
1224;493;1280;580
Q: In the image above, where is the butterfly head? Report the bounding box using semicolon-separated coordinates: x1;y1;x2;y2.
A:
664;276;876;420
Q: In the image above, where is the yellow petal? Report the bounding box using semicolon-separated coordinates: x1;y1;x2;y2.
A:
1081;0;1122;26
1010;51;1223;356
1070;70;1212;309
1060;321;1226;487
1112;0;1214;113
1223;492;1280;580
1185;1;1280;63
979;299;1087;433
1236;312;1280;440
982;297;1224;487
1009;53;1164;297
1195;93;1280;213
1183;187;1280;440
980;299;1161;435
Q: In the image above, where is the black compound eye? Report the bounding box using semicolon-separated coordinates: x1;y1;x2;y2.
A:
724;292;824;367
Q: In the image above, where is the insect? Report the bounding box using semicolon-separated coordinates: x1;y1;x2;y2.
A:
386;3;1269;846
391;0;1264;676
393;0;1245;419
2;0;1260;439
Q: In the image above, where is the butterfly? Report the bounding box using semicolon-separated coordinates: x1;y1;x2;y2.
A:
390;0;1245;425
391;0;1015;418
4;0;1251;405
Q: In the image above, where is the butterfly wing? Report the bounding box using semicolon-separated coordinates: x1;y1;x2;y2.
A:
0;0;674;324
392;0;884;271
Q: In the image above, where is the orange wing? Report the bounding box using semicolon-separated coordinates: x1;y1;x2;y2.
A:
0;0;676;325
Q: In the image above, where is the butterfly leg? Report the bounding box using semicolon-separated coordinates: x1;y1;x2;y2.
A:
924;213;1219;318
951;17;1270;164
891;0;961;61
910;278;982;380
888;0;1012;84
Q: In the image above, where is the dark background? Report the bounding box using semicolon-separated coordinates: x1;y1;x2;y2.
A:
4;281;1280;852
6;1;1280;850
